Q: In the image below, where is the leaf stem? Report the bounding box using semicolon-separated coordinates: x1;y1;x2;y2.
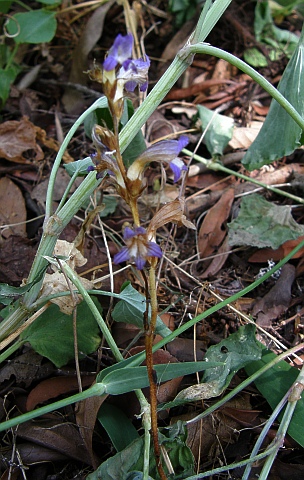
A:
188;44;304;131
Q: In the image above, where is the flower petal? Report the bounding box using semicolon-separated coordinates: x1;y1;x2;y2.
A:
147;242;163;259
103;34;133;71
113;247;130;265
135;255;147;270
170;157;187;182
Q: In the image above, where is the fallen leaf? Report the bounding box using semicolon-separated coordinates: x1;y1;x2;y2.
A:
0;177;27;238
0;351;54;389
249;235;304;262
198;187;235;259
0;117;44;163
26;375;95;411
0;236;37;285
252;263;296;327
17;416;93;464
229;121;263;149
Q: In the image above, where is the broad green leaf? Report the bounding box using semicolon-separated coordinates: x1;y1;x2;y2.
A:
242;27;304;170
228;194;304;249
87;421;194;479
111;283;171;338
98;195;118;217
97;403;140;452
97;361;223;392
20;298;101;367
196;105;234;156
175;324;262;401
64;157;94;176
6;10;57;44
245;347;304;447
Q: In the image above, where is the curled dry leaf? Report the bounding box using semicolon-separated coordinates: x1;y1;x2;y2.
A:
148;197;196;238
40;240;94;315
0;116;44;164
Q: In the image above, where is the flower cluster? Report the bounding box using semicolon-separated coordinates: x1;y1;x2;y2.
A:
88;33;150;120
87;33;193;271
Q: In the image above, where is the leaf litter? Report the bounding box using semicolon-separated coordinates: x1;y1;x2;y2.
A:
1;1;304;478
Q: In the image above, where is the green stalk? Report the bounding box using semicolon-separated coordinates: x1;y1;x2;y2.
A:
0;383;105;432
258;363;304;480
183;148;304;205
188;44;304;131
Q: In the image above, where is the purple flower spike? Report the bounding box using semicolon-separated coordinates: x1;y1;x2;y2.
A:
114;226;162;270
118;57;150;92
103;33;133;71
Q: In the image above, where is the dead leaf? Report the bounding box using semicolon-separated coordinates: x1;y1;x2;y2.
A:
40;239;94;314
17;416;93;464
197;187;235;258
252;263;296;327
229;122;263;149
0;177;27;238
76;393;107;469
249;235;304;263
0;236;37;285
0;117;44;164
0;351;54;389
62;2;115;113
26;375;95;411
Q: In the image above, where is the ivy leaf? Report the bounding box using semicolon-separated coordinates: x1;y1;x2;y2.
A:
64;157;94;176
242;27;304;171
20;298;101;367
111;283;172;338
6;10;57;44
228;194;304;249
196;105;234;157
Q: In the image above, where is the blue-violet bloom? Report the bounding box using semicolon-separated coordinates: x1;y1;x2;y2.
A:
127;135;189;183
117;57;151;92
103;33;133;71
114;226;162;270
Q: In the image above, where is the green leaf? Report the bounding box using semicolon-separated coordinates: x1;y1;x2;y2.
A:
175;325;262;402
245;347;304;447
97;403;140;452
20;298;101;367
111;283;171;338
242;27;304;171
99;361;223;395
87;422;194;479
6;10;57;44
243;47;268;67
37;0;62;4
0;1;12;14
196;105;234;156
228;194;304;249
64;157;95;176
0;66;20;104
98;195;118;217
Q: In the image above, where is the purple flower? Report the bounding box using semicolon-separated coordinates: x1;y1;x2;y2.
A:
127;136;189;183
118;57;151;92
103;33;133;71
114;226;162;270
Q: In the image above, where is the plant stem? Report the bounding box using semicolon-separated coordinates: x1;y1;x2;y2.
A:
183;148;304;204
188;44;304;132
145;265;167;480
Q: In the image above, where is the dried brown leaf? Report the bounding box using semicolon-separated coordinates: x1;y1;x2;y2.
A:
0;177;27;238
0;117;44;164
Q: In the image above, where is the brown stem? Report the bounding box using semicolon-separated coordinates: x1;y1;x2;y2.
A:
145;265;167;480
